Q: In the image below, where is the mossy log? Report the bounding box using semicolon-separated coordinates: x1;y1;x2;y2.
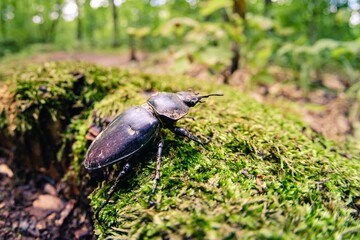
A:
0;62;359;239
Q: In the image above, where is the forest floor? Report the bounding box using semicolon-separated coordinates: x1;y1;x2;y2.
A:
22;50;358;143
0;158;95;239
0;50;358;239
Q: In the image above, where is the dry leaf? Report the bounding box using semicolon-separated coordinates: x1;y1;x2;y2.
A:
0;164;13;178
32;194;64;211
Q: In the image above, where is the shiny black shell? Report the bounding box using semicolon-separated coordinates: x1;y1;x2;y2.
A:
84;105;160;170
147;92;189;121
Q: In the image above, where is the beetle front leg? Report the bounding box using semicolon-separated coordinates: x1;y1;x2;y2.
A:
95;162;130;221
148;140;164;206
171;127;211;145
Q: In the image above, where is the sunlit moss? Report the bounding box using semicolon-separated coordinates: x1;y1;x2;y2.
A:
77;64;359;239
1;62;359;239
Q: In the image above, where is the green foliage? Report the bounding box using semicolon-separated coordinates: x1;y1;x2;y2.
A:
199;0;232;17
276;38;360;90
1;0;360;93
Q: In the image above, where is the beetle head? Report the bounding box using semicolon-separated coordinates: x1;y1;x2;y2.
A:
176;91;223;107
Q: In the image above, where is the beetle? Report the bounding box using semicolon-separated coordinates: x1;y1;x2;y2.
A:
83;91;223;220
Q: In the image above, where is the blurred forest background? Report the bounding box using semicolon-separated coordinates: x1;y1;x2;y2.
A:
1;0;360;143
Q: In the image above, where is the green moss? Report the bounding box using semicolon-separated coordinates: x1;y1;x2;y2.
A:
69;65;359;239
1;62;122;134
1;62;359;239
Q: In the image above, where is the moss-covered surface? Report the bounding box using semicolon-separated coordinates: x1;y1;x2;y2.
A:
0;62;359;239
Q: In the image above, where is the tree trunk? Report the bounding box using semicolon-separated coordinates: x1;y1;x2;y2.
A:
222;0;246;84
111;0;120;47
46;0;63;42
264;0;272;15
76;0;83;41
129;36;137;62
0;0;7;40
233;0;246;19
308;3;317;44
230;43;240;74
77;18;83;41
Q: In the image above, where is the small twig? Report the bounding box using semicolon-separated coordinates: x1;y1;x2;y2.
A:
256;174;265;194
316;178;331;185
241;168;251;179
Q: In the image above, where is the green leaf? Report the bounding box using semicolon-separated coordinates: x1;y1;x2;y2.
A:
247;13;273;31
170;57;192;74
331;47;351;59
200;0;232;17
198;46;231;66
311;39;339;53
156;17;200;37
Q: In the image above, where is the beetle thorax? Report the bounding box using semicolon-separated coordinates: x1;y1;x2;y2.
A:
147;92;189;122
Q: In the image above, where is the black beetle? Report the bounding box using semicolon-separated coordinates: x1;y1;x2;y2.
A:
84;91;223;219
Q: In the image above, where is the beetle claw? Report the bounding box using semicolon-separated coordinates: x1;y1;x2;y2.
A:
148;200;158;207
203;136;212;145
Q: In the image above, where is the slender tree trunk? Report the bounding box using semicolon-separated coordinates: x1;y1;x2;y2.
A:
0;0;7;40
77;17;83;41
230;43;240;74
223;0;246;84
76;0;83;41
111;0;120;47
233;0;246;19
264;0;272;16
129;36;137;62
308;3;317;44
85;4;96;46
45;0;63;42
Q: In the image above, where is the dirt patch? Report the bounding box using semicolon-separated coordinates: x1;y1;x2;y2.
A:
0;154;95;239
27;51;148;68
0;148;95;240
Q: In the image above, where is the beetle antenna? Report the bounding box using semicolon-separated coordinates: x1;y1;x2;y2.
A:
198;93;223;100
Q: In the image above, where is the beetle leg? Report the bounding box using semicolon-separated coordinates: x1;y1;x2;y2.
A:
171;127;211;145
95;162;130;221
148;140;164;206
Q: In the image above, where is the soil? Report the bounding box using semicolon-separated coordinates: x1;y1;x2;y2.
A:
0;143;97;240
0;50;358;239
